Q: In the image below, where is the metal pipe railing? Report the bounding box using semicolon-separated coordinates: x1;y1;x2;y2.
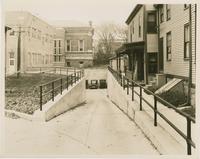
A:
39;68;84;112
108;66;195;155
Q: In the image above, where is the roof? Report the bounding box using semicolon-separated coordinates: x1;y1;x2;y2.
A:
125;4;143;25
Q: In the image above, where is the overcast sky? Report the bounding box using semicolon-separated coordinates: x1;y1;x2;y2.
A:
4;0;135;26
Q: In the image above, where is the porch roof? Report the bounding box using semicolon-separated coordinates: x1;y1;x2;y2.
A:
116;41;145;55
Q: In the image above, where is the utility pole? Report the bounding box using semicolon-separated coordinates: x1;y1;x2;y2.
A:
17;26;21;78
16;26;25;78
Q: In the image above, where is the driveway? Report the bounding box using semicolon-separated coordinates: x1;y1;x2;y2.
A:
3;89;159;156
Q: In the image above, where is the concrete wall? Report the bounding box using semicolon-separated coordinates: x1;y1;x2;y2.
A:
107;71;196;155
34;78;86;121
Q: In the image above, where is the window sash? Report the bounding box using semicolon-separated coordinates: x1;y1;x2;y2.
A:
166;32;172;61
184;24;190;58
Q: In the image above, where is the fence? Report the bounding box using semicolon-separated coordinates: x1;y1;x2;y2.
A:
26;66;77;75
39;69;84;111
108;66;195;155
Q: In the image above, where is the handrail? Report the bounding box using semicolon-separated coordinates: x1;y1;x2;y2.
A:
108;66;195;155
39;68;84;111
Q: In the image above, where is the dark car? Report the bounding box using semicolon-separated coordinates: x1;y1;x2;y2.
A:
99;79;107;89
89;80;98;89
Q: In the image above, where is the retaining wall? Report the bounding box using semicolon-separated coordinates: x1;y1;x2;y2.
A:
107;70;196;155
34;78;86;121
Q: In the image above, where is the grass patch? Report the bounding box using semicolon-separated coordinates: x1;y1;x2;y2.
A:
5;73;66;115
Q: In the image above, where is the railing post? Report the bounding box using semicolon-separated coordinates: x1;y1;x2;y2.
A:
60;67;61;75
132;81;134;101
140;86;142;111
123;77;125;90
154;96;157;126
40;85;42;111
187;117;192;155
71;74;73;86
66;76;68;90
60;78;63;94
120;74;123;86
74;71;76;83
52;81;54;101
127;78;129;95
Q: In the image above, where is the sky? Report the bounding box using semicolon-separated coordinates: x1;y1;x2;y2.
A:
4;0;135;26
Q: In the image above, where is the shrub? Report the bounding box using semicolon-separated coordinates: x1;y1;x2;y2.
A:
158;91;187;107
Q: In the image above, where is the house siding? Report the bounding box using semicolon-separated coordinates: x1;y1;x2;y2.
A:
159;5;190;80
191;4;196;85
128;6;144;43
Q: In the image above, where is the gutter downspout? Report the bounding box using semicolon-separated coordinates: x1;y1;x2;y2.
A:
156;6;160;73
187;4;192;105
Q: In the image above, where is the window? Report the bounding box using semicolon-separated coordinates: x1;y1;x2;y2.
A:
54;40;56;47
79;40;84;51
79;61;84;64
184;24;190;59
166;4;171;20
130;33;132;42
59;40;61;47
160;6;164;23
166;32;172;61
10;52;14;58
184;4;189;9
54;48;56;54
58;56;61;62
10;60;14;65
59;48;61;54
54;56;56;62
67;62;71;67
147;12;157;33
138;16;141;37
132;21;134;34
66;40;71;51
9;30;15;36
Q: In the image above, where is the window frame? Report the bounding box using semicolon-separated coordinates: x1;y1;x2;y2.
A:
160;6;164;23
166;4;171;21
166;31;172;61
184;23;190;60
66;40;71;51
147;11;157;33
138;16;141;38
78;39;84;52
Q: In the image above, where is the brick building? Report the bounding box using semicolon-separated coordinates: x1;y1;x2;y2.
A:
5;11;55;75
64;26;94;68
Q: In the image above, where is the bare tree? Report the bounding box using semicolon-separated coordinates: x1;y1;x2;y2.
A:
94;22;127;65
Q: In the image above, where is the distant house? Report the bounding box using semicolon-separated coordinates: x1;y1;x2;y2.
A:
64;26;94;68
115;4;158;83
5;11;55;75
110;4;196;105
